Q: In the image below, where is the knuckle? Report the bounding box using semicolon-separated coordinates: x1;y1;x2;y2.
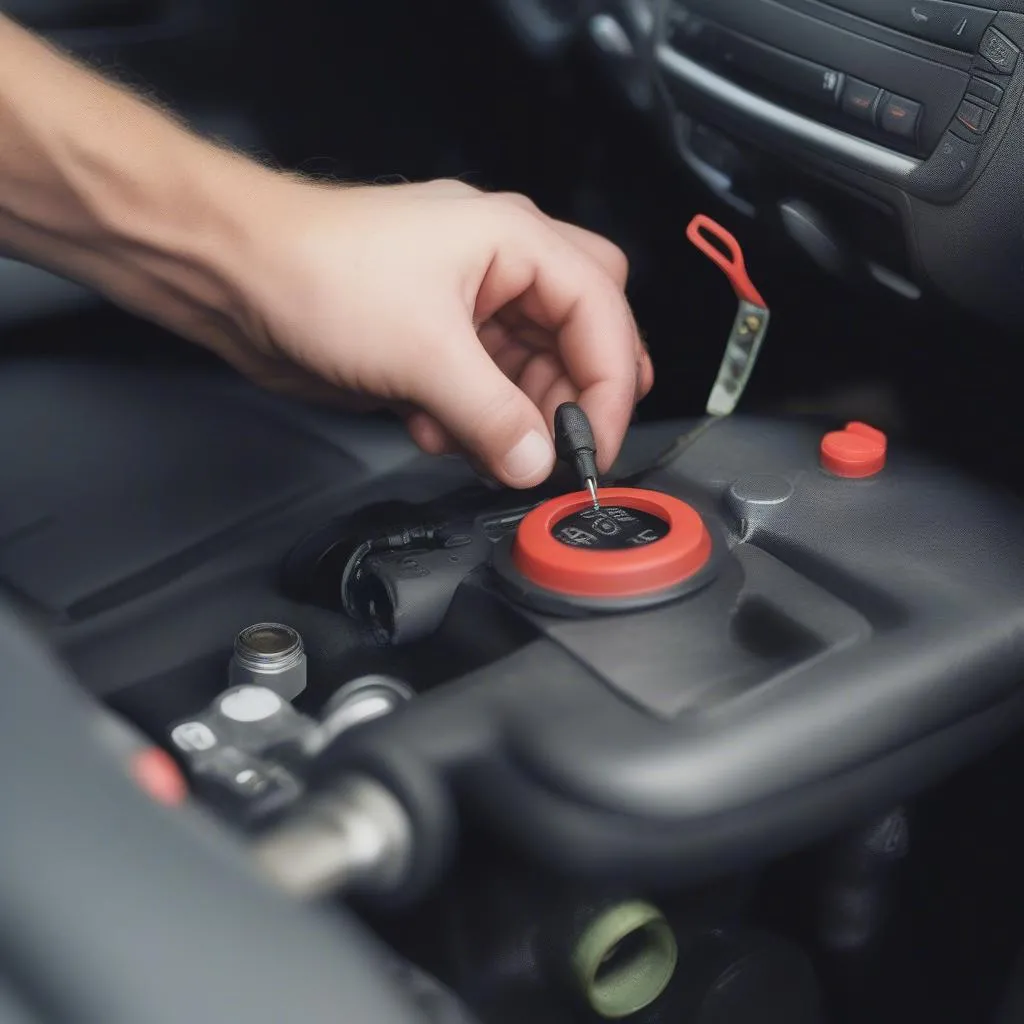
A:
492;191;541;215
595;236;629;283
610;244;630;282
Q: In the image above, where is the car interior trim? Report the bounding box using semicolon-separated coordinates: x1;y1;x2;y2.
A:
656;43;922;179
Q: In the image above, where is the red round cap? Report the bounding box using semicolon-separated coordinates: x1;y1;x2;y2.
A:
130;747;189;807
512;487;712;599
820;421;888;479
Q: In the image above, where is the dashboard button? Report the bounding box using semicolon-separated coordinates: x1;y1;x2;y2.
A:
955;98;994;134
826;0;993;52
979;27;1019;74
966;77;1004;105
908;130;979;203
842;78;882;122
880;94;922;140
692;26;844;110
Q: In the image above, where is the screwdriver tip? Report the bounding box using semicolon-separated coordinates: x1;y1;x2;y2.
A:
586;477;600;510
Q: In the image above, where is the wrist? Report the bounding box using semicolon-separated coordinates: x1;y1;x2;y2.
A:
73;134;280;350
0;16;279;347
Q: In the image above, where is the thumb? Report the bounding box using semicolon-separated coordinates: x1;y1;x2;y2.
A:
413;325;555;488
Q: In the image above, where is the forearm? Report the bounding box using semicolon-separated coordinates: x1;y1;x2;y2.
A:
0;15;270;341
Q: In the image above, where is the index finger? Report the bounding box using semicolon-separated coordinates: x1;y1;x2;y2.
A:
475;213;642;469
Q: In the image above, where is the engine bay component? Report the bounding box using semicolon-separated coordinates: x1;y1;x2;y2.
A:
167;667;320;828
251;774;414;900
273;413;1024;889
229;622;307;700
570;900;678;1019
83;306;1024;1020
495;486;719;615
62;353;1024;1023
820;420;889;479
685;214;770;417
671;930;823;1023
306;675;416;756
166;668;447;904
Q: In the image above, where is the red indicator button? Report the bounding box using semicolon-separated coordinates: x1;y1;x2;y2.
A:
512;488;712;598
131;747;189;807
820;421;888;479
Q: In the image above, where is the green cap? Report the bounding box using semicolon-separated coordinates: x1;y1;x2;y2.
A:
570;901;678;1019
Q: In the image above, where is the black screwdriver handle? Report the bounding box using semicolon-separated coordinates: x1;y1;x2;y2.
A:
554;402;599;486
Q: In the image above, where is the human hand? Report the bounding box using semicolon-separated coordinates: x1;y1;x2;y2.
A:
207;178;653;488
0;19;652;485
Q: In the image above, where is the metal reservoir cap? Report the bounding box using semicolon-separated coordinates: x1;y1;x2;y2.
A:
229;623;307;701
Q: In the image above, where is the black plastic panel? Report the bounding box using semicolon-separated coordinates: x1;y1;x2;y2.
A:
822;0;994;52
908;13;1024;323
669;16;846;116
0;365;362;616
542;543;870;718
9;363;1024;892
319;415;1024;884
677;0;970;153
752;0;975;66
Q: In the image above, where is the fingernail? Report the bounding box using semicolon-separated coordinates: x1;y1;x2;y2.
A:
504;430;553;482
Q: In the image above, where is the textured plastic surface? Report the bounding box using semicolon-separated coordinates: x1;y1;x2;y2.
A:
324;415;1024;883
677;0;970;153
0;361;477;702
553;401;599;486
9;362;1024;890
0;364;360;616
907;14;1024;324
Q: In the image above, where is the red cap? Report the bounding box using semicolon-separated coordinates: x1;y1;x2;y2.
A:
130;747;189;807
512;488;712;598
820;422;888;479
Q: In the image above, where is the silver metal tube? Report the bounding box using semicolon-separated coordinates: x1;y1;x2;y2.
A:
251;776;413;900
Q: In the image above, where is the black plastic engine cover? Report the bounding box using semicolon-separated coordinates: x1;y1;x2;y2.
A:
322;415;1024;884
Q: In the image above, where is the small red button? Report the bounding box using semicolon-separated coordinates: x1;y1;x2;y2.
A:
820;421;888;479
130;747;189;807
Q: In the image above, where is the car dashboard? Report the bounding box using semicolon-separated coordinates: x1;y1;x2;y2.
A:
493;0;1024;326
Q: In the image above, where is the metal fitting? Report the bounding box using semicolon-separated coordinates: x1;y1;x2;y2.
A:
251;775;413;900
229;623;307;700
304;675;414;756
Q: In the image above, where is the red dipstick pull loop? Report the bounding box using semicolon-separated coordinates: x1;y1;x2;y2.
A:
686;214;766;308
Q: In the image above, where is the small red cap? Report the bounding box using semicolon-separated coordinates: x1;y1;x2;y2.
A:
130;747;189;807
820;421;888;479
